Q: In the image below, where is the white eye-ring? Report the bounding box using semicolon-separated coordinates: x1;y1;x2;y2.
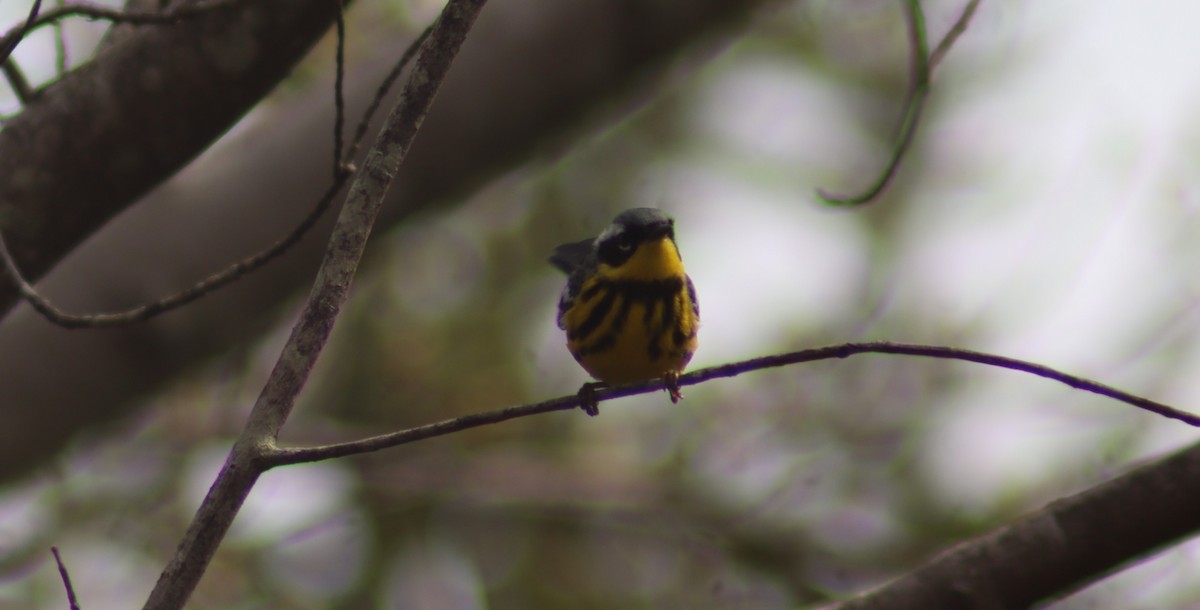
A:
617;238;634;252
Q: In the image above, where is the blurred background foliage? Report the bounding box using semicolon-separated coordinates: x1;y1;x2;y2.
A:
2;0;1200;608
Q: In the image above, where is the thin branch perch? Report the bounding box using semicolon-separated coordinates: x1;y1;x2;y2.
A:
264;341;1199;467
258;339;1198;608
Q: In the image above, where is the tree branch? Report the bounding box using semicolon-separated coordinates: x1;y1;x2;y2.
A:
818;0;980;205
0;0;43;105
0;0;344;321
830;440;1200;609
0;12;429;330
51;547;81;610
264;341;1198;467
140;1;489;608
0;182;345;328
0;0;43;64
929;0;981;70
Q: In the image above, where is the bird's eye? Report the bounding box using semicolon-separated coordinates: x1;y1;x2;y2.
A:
617;236;635;252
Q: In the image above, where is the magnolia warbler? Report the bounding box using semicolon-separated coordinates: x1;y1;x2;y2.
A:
550;208;699;415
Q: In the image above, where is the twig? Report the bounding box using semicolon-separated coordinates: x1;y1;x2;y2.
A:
344;24;432;165
266;392;584;466
0;0;43;65
51;547;81;610
141;2;488;608
0;24;432;329
332;0;348;177
0;0;244;64
2;59;34;104
0;183;343;328
818;0;980;205
929;0;981;70
31;0;243;27
53;0;68;75
0;0;43;108
265;341;1199;467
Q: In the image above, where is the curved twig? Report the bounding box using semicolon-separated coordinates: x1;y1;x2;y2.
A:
0;13;431;329
818;0;980;205
264;341;1198;467
0;182;343;328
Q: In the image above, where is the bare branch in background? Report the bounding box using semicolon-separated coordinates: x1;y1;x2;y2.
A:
51;547;81;610
0;0;348;324
818;0;980;205
830;441;1200;609
0;0;43;63
0;2;426;330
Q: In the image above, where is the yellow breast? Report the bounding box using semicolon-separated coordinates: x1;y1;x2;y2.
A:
567;288;698;384
561;236;699;385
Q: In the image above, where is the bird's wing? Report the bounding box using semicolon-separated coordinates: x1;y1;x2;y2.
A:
548;238;595;274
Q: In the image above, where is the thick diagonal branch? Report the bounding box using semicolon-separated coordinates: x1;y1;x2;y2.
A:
0;0;344;319
140;2;488;608
833;441;1200;609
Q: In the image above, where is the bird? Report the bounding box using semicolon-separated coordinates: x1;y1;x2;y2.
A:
549;208;699;415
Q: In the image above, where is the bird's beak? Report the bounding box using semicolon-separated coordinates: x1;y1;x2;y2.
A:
647;220;674;240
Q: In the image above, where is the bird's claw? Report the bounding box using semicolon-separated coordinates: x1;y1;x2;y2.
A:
577;382;604;416
664;371;684;404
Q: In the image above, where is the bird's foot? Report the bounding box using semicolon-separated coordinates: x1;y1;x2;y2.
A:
577;381;605;416
664;371;684;404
